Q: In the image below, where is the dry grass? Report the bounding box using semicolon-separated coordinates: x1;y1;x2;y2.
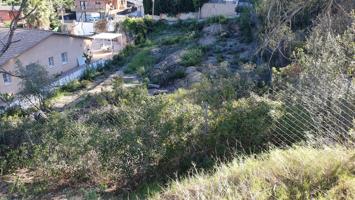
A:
151;146;355;200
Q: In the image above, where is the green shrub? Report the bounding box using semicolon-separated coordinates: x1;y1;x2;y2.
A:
192;74;255;108
61;80;89;93
176;19;204;32
170;69;187;80
206;15;228;25
161;36;183;45
237;7;253;43
0;82;281;195
217;54;224;63
81;67;98;81
180;47;204;67
121;17;154;45
125;49;155;75
161;31;200;46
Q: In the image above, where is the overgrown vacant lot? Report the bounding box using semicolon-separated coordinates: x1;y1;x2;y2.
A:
1;17;269;199
152;146;355;200
1;0;354;198
46;16;260;110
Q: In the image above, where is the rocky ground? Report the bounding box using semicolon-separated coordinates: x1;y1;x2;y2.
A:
145;21;265;93
51;19;263;109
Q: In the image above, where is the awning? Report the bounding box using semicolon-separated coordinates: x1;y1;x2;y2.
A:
92;33;123;40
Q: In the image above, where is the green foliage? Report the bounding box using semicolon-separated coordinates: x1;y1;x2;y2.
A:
170;69;187;80
25;0;55;29
180;47;204;66
125;48;155;75
206;15;228;25
161;35;184;46
60;80;90;93
237;7;253;43
81;67;99;81
17;62;51;96
0;74;280;193
5;7;352;198
160;31;199;46
0;93;15;105
152;146;355;200
175;19;204;32
83;189;98;200
17;62;52;111
212;96;279;153
192;73;255;108
121;17;154;45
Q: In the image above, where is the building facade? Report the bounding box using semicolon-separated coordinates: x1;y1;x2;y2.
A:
0;29;92;94
0;6;20;24
74;0;127;21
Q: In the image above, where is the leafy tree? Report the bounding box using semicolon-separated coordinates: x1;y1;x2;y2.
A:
24;0;53;29
192;0;206;11
52;0;74;9
17;62;52;111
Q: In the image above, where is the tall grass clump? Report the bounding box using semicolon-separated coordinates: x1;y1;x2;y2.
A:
152;146;355;200
180;47;204;67
125;48;155;75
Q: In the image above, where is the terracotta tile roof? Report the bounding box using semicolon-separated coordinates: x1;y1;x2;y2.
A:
0;28;92;66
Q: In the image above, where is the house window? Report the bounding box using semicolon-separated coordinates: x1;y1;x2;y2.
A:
61;52;68;64
48;56;55;67
2;73;12;85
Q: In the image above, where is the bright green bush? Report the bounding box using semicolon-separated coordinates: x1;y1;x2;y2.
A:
125;48;155;75
121;17;154;45
180;47;204;67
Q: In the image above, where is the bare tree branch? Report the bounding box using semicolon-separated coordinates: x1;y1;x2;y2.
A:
0;0;37;78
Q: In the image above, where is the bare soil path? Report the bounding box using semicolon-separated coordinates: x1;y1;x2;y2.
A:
52;70;141;110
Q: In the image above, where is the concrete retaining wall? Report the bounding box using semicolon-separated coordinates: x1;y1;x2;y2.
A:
200;2;238;18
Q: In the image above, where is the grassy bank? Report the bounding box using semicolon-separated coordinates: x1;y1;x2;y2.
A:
152;146;355;200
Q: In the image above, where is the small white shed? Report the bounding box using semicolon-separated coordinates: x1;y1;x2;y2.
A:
91;33;124;53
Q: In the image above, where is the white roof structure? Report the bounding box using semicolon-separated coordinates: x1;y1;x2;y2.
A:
92;33;123;40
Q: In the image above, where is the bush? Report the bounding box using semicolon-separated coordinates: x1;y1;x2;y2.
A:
180;47;204;67
125;48;155;75
81;67;98;81
121;17;154;45
60;80;89;93
161;36;183;46
170;69;187;80
237;7;253;43
206;15;228;25
192;74;255;108
0;77;281;192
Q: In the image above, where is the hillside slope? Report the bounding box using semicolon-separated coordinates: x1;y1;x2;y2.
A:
152;146;355;200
